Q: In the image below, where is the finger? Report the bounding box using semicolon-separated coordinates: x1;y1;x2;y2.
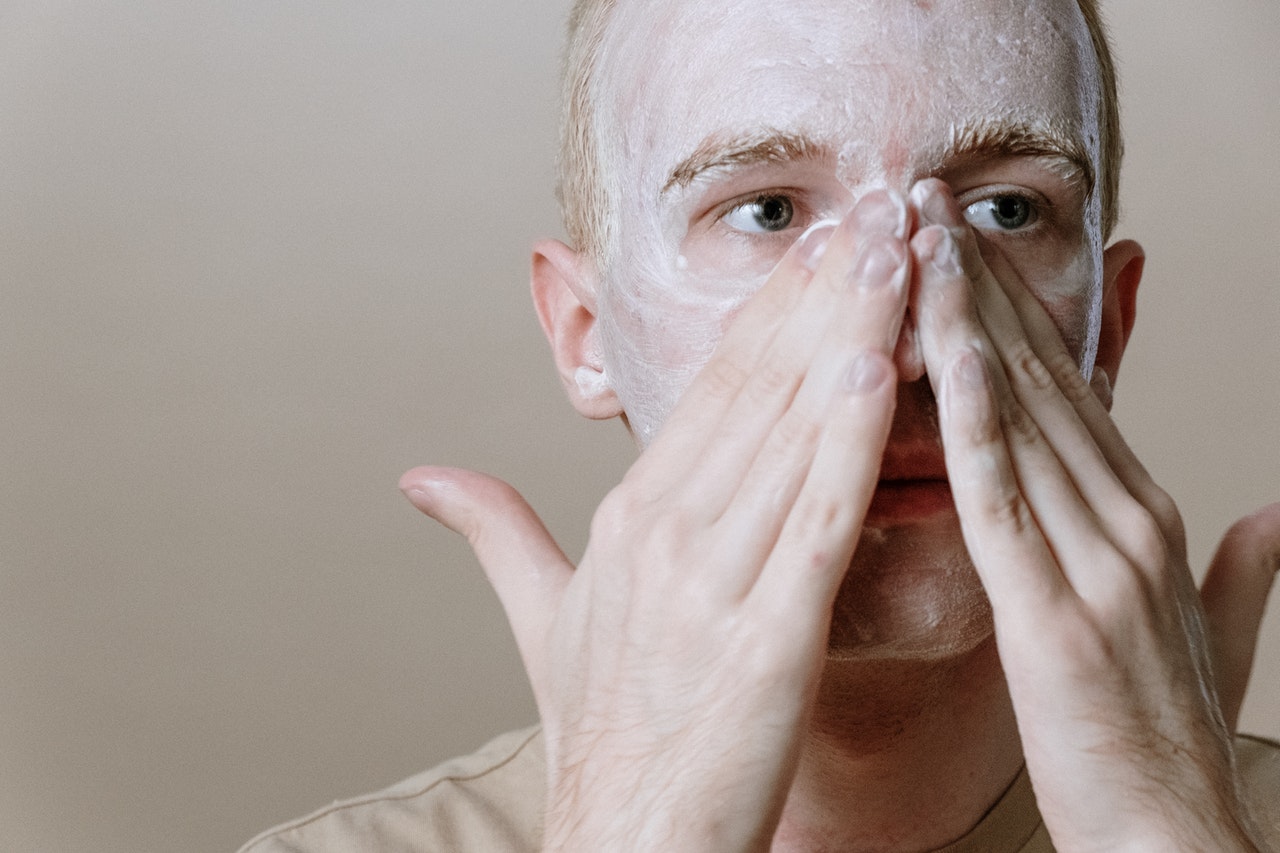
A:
399;465;571;704
910;180;1116;489
633;219;838;485
1199;502;1280;730
935;345;1068;618
911;180;1184;562
750;349;897;628
911;230;1072;613
721;231;908;596
915;221;1135;589
683;191;908;520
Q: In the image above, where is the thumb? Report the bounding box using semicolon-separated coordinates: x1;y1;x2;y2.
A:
1199;502;1280;731
400;465;572;706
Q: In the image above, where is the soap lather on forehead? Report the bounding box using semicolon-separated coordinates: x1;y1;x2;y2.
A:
579;0;1105;447
597;0;1096;197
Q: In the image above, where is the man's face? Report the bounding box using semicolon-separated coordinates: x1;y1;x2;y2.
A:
588;0;1106;659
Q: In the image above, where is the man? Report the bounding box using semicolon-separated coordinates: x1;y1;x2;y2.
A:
242;0;1280;850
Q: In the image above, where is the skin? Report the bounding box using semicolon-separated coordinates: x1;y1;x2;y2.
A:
588;0;1104;446
401;0;1280;849
572;0;1112;665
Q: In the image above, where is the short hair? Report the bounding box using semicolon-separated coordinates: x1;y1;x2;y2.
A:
556;0;1123;269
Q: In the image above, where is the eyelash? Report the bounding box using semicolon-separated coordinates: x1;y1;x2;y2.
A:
712;186;1052;239
714;190;809;235
959;188;1051;236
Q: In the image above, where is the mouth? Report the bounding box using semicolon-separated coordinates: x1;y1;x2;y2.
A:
865;442;953;525
865;478;954;525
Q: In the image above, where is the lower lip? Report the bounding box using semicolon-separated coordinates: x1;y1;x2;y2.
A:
864;480;955;524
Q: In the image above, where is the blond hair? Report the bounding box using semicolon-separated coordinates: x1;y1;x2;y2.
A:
556;0;1123;268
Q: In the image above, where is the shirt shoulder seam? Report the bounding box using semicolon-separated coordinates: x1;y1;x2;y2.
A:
238;725;541;851
1236;732;1280;751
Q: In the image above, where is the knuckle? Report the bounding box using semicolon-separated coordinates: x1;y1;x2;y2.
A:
1105;502;1172;568
591;486;644;541
732;629;799;688
593;479;708;560
1051;612;1150;690
588;498;623;543
979;483;1035;535
1085;556;1175;639
1055;610;1120;668
790;496;852;545
1006;338;1056;393
1046;350;1093;404
1143;486;1185;543
747;356;802;402
700;355;752;400
998;399;1042;448
771;405;824;452
1126;508;1172;568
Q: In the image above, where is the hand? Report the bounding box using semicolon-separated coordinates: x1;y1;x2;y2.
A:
401;190;912;851
1201;502;1280;732
908;178;1271;851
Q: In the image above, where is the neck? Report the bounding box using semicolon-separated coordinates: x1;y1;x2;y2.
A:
772;637;1023;852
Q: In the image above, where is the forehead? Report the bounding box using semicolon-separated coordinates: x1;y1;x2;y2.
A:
595;0;1097;192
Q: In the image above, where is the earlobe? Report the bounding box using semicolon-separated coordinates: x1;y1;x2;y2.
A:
530;239;623;420
1095;238;1145;406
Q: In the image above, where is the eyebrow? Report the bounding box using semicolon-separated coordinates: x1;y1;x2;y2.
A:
661;130;831;194
940;120;1094;191
660;121;1094;195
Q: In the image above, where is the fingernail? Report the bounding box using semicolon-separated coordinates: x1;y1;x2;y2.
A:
956;349;987;389
911;180;958;227
930;228;965;277
399;468;442;505
399;479;432;509
852;189;908;237
796;220;838;271
851;238;902;290
887;192;909;238
1090;366;1113;407
845;351;890;393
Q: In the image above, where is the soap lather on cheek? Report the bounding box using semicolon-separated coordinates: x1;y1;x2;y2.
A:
601;181;849;445
591;159;789;444
599;252;771;445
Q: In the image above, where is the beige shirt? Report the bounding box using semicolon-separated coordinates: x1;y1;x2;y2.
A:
240;728;1280;852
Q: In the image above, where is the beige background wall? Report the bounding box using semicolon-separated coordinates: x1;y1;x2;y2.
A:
1;2;1276;851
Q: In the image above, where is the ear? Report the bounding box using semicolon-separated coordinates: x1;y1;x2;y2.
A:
530;239;623;420
1094;238;1144;404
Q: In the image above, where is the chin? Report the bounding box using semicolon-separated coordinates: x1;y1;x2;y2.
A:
824;514;994;663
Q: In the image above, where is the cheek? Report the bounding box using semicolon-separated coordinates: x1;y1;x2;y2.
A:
1034;246;1102;368
1039;288;1094;365
680;228;791;289
1021;251;1101;368
598;264;768;446
977;238;1101;367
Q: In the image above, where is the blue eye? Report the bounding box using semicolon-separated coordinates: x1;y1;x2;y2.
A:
963;195;1037;232
722;194;795;233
